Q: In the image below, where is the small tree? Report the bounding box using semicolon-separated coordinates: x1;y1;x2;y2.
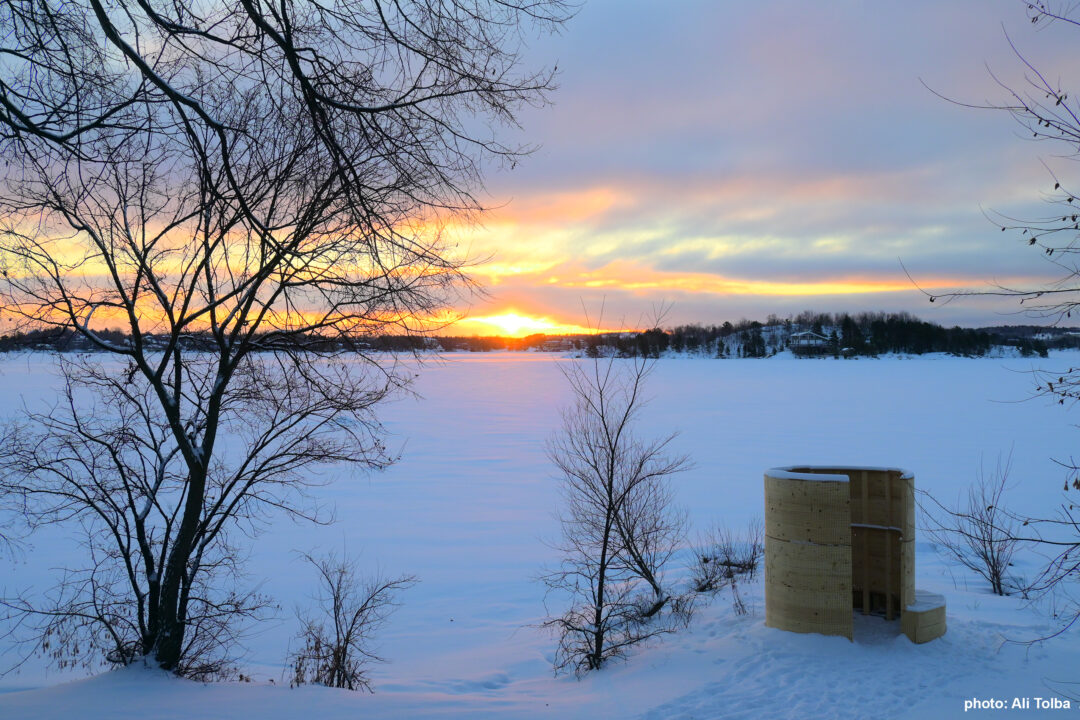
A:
541;350;689;675
290;552;416;692
921;456;1021;596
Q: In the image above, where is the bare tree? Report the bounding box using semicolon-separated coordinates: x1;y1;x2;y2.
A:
0;351;390;678
922;1;1080;625
0;0;569;675
920;456;1022;596
923;2;1080;419
289;552;415;692
541;351;689;676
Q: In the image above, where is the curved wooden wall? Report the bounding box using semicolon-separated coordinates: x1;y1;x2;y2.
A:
763;466;917;641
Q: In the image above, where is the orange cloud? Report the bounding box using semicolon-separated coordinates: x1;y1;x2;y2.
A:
469;254;1004;298
481;186;630;227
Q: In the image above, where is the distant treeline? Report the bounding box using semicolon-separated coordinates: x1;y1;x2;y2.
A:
626;311;1057;359
0;327;559;354
425;313;1060;359
0;312;1070;358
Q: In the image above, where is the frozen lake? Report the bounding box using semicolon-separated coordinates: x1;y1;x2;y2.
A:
0;350;1076;718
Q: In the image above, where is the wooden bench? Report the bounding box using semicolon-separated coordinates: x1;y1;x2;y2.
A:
902;590;946;644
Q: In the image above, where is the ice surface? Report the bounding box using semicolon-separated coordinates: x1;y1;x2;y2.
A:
1;351;1078;719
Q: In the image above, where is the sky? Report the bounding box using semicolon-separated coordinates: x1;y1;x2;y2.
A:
445;0;1080;336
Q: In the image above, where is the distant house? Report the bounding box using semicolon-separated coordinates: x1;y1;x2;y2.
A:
540;338;574;352
790;330;832;357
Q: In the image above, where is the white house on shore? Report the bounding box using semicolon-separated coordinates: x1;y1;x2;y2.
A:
790;330;832;356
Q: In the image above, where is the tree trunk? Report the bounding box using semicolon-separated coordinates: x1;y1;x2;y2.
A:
152;466;207;669
590;516;613;670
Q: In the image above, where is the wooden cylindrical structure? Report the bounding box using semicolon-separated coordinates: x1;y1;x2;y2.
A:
764;466;916;641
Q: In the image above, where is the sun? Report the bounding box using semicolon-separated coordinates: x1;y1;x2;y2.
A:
455;311;597;338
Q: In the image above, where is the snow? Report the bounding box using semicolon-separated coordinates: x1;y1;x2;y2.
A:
767;465;915;483
2;350;1080;719
907;590;946;613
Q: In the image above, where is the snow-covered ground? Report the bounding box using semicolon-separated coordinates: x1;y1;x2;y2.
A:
2;351;1079;719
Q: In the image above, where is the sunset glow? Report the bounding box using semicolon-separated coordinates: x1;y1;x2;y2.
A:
452;311;601;338
426;0;1072;330
6;1;1070;336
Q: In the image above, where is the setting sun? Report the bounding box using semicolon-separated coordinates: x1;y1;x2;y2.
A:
454;311;599;338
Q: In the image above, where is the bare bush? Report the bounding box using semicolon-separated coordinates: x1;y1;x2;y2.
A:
921;456;1021;596
691;518;764;595
290;553;416;692
541;351;690;676
729;576;749;617
742;518;765;581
